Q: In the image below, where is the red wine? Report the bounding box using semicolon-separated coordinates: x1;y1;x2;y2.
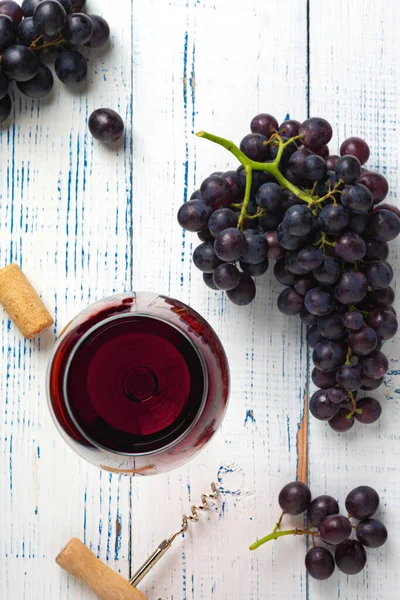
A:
48;293;229;474
66;314;205;452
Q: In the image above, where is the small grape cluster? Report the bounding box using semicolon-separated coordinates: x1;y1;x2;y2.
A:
177;114;400;431
250;481;387;580
0;0;111;123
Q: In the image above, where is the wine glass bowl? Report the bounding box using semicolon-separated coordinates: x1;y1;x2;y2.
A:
46;292;230;475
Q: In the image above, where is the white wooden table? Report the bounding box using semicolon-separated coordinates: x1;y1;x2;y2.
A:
1;0;399;598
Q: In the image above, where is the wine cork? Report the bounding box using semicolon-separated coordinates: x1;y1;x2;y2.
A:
0;264;53;339
56;538;147;600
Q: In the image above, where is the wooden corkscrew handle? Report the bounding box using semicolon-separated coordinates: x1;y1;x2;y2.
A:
56;538;147;600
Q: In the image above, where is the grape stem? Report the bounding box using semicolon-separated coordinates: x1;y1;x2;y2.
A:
347;392;363;419
249;527;319;550
29;34;66;52
196;130;315;230
272;511;285;533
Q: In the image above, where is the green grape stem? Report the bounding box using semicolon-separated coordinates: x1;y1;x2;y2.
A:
29;35;66;52
196;130;315;231
249;527;319;551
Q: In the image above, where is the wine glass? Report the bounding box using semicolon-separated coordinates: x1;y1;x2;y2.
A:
46;292;230;475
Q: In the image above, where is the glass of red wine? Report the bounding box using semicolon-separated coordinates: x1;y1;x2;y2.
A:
46;292;230;475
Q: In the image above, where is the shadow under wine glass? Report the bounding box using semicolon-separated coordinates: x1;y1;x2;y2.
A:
46;291;230;475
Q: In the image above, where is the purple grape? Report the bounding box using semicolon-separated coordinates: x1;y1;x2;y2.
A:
220;170;241;202
200;175;232;210
192;242;222;273
336;364;362;392
307;495;339;528
235;165;273;196
277;287;304;316
346;485;379;519
213;263;241;291
363;261;393;290
85;14;110;48
349;327;378;355
367;209;400;242
314;144;330;158
356;518;387;548
334;270;368;304
313;256;340;285
326;155;340;170
71;0;85;11
317;312;345;340
319;514;352;545
302;154;327;181
279;118;301;139
203;272;218;290
326;387;348;404
342;183;373;213
334;231;366;262
329;408;355;432
197;229;214;243
265;231;285;260
0;93;11;124
347;211;368;235
177;200;212;232
88;108;124;143
63;12;93;45
358;171;388;204
312;368;337;389
278;481;311;515
298;246;323;271
343;310;363;331
55;49;87;83
277;223;307;251
242;229;268;264
361;376;383;391
299;117;333;149
286;251;309;276
22;0;40;17
318;204;349;235
259;211;282;231
0;0;22;23
310;389;340;420
250;113;278;137
208;208;238;237
283;204;315;237
367;308;398;340
307;325;324;348
274;259;296;286
305;288;334;317
288;148;313;177
340;137;370;165
359;350;388;380
16;62;53;98
365;238;389;262
305;547;335;580
17;16;38;46
281;189;302;211
214;227;244;262
300;308;317;326
294;276;315;296
369;286;395;308
335;155;361;184
0;69;9;100
312;340;346;372
226;273;256;306
34;0;66;35
355;397;382;424
240;258;269;277
240;133;270;162
255;182;282;212
335;540;367;575
0;14;16;51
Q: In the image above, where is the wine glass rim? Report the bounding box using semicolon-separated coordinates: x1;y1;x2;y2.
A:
48;309;208;458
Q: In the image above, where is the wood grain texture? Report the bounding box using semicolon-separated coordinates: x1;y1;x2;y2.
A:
0;0;399;598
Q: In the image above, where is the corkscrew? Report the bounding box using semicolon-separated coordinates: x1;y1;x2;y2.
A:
56;482;220;600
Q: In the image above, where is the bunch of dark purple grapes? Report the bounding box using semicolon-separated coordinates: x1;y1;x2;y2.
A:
0;0;110;123
250;481;387;581
177;113;400;432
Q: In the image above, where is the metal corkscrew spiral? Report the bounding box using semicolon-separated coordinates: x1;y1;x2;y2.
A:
129;482;219;587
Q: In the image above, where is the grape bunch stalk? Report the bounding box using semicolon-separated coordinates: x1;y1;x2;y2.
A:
250;481;387;580
0;0;111;123
177;114;400;432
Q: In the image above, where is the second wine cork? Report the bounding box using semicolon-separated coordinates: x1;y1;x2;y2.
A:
0;263;54;339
